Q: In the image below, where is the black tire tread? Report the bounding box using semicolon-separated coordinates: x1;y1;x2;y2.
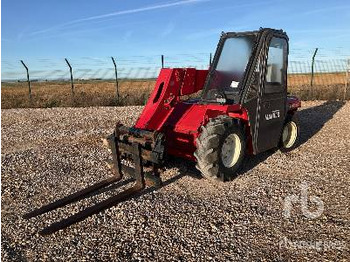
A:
195;115;244;181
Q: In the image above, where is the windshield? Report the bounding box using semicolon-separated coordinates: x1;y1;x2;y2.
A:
202;35;256;102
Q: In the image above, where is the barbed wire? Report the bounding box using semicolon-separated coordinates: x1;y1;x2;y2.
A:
1;49;350;81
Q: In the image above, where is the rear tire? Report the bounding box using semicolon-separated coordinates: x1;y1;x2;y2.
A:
194;115;246;181
279;113;299;152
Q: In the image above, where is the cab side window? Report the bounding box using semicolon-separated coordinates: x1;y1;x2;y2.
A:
264;37;287;94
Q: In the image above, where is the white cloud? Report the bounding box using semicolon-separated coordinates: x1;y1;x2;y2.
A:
30;0;207;36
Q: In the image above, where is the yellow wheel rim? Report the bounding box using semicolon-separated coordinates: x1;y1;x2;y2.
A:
282;121;298;149
221;134;242;168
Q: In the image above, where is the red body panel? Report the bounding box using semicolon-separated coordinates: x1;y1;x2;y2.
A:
180;68;208;96
135;68;209;131
163;103;248;161
287;95;302;111
134;68;249;161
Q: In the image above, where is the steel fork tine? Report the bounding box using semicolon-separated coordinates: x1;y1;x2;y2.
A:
39;143;146;235
24;131;123;219
39;184;144;235
23;175;122;219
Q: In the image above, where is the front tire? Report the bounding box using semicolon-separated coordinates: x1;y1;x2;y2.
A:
194;116;246;181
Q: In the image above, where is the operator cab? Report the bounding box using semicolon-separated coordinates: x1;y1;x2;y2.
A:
201;28;288;107
202;28;290;154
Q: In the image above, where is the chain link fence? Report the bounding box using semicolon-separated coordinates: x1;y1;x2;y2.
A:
1;50;350;108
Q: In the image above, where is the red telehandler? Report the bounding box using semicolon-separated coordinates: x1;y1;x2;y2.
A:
24;28;301;234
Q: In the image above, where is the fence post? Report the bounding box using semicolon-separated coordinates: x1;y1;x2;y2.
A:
310;48;318;87
20;60;32;100
65;58;74;96
345;58;350;100
161;55;164;69
209;53;212;67
111;57;120;102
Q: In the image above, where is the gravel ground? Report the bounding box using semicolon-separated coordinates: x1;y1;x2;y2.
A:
1;101;350;261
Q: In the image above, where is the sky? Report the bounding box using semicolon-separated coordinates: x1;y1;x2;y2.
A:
1;0;350;80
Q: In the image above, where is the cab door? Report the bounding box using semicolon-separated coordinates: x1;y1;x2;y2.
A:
255;36;288;153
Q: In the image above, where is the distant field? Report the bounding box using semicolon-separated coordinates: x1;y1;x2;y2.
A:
1;72;348;109
287;72;348;101
288;72;347;86
1;80;156;109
